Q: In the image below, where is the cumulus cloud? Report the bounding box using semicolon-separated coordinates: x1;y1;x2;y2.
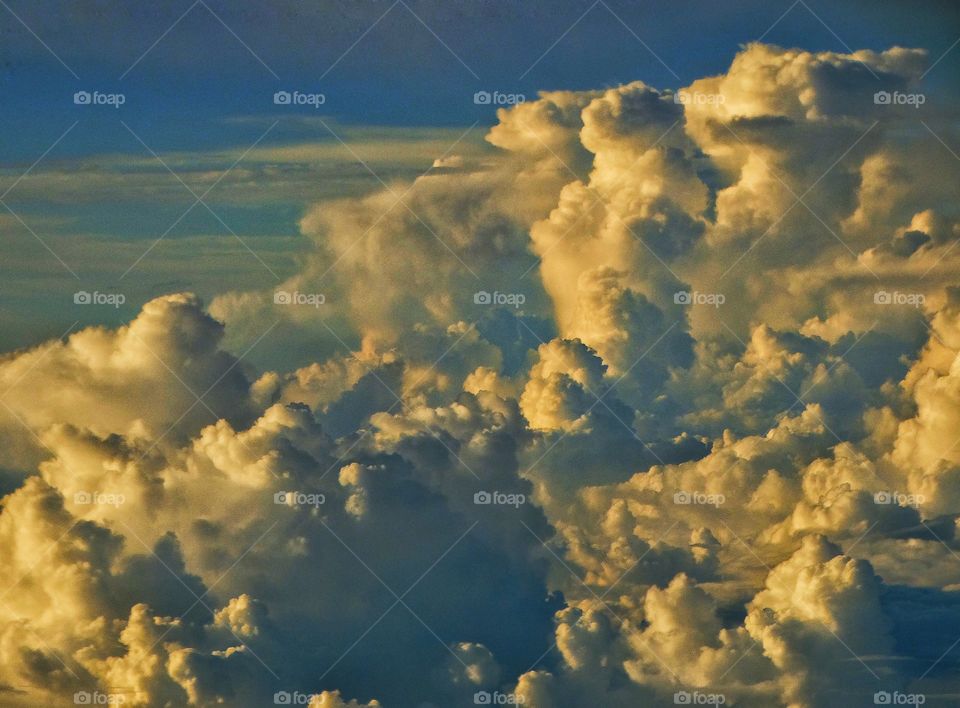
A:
3;40;960;708
0;293;259;471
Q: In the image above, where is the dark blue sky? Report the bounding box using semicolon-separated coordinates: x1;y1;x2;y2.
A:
2;0;958;159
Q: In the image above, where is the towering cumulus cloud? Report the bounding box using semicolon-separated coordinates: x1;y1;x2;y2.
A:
3;43;960;707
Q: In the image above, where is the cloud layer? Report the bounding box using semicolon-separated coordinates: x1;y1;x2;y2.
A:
2;42;960;707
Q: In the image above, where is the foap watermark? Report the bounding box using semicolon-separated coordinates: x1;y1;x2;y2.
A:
474;490;526;508
474;290;525;308
74;291;125;308
874;290;924;307
275;290;325;307
673;491;725;508
74;491;126;508
274;491;326;508
674;91;725;106
273;90;325;108
74;90;125;108
675;291;725;308
73;691;126;704
874;491;924;508
874;91;925;108
474;690;525;705
274;691;320;705
874;691;926;706
674;691;726;705
473;90;526;106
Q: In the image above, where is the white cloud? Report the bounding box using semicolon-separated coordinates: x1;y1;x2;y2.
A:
3;40;960;708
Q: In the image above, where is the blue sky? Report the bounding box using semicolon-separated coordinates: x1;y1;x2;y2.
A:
3;0;958;157
2;0;957;355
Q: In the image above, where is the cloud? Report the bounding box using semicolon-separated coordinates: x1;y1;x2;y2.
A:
3;40;960;708
0;293;260;471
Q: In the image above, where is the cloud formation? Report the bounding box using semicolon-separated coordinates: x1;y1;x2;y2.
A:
3;41;960;707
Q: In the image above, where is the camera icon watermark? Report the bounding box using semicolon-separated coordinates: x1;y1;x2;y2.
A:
473;290;525;308
674;690;726;705
873;490;924;508
74;691;126;705
274;290;325;307
473;91;526;106
74;291;126;308
274;491;326;508
273;90;326;108
274;691;320;705
74;491;126;508
874;91;925;108
474;691;524;705
874;690;926;705
674;91;725;106
674;291;725;308
873;290;924;307
74;91;126;108
474;490;526;508
673;491;725;508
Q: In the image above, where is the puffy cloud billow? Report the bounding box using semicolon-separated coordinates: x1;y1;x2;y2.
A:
3;42;960;707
